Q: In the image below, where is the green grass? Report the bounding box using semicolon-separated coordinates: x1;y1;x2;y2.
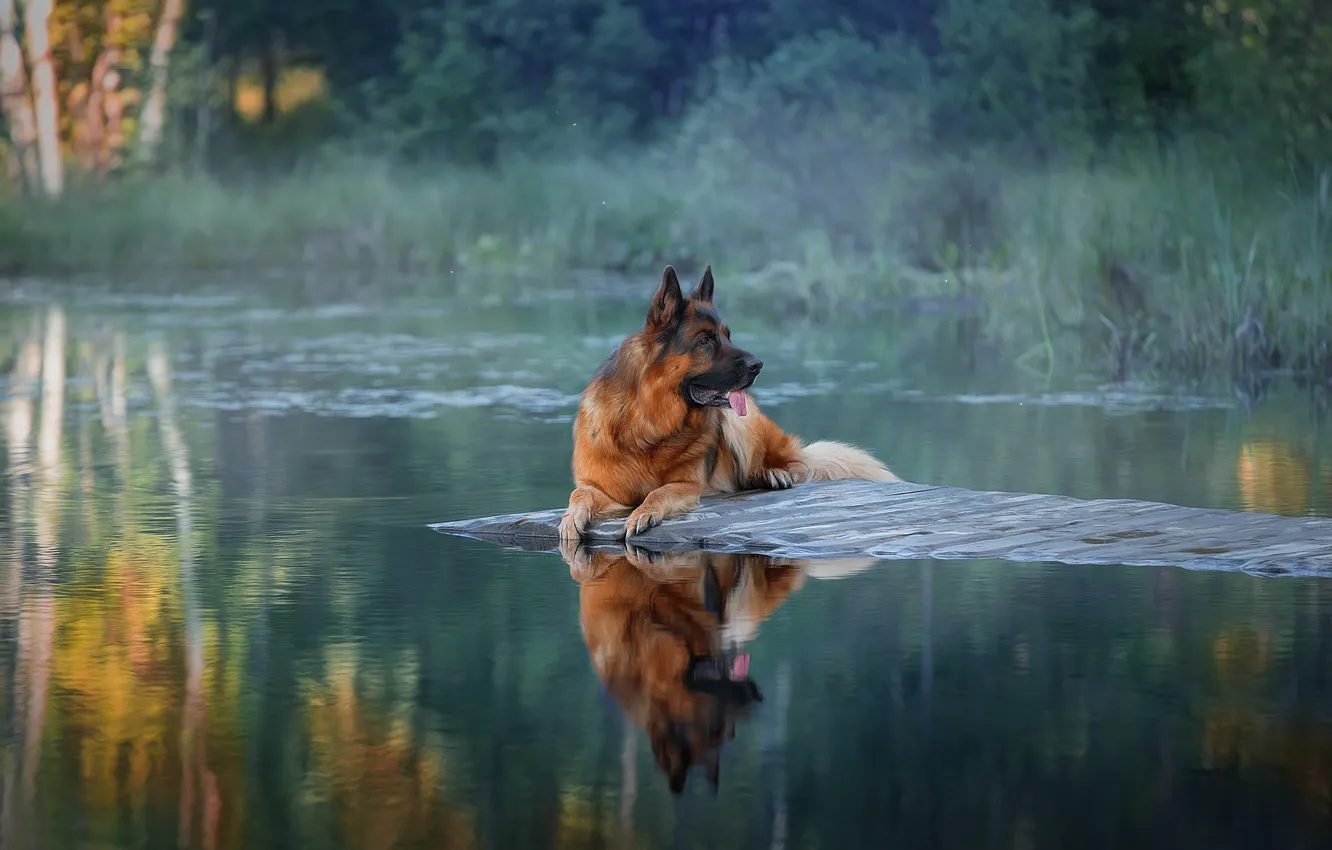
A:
985;146;1332;383
0;157;665;277
2;141;1329;386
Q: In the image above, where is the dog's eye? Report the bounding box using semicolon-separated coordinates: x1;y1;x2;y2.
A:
698;333;715;349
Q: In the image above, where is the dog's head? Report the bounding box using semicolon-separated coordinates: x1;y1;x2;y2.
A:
644;265;763;416
649;652;764;796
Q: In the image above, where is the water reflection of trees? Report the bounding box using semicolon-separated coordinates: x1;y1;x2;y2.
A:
0;302;1330;849
0;311;476;849
1237;438;1330;518
1;319;48;850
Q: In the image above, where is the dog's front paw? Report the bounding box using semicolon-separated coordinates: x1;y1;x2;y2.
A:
558;536;596;580
758;465;803;490
623;542;660;570
624;506;663;538
559;506;591;541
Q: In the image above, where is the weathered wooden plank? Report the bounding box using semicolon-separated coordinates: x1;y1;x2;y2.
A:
429;480;1332;577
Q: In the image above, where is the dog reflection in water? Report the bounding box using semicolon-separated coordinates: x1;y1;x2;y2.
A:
559;540;876;794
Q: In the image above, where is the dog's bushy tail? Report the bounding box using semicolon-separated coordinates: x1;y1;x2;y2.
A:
799;440;900;483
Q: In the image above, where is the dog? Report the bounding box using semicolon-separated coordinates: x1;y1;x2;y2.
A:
561;544;794;793
559;264;899;541
561;543;879;793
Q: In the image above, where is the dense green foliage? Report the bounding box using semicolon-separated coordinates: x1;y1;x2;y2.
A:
174;0;1332;169
1;0;1330;385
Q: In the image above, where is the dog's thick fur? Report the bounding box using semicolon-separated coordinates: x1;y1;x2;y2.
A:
562;543;878;793
562;546;792;793
560;264;898;540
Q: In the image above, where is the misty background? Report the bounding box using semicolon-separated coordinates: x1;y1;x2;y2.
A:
2;0;1330;384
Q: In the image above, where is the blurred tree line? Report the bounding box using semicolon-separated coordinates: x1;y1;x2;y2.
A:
0;0;1329;195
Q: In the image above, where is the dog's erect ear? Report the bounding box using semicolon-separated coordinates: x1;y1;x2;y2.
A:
648;265;685;328
690;265;715;303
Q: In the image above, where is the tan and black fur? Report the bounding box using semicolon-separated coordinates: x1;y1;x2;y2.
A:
562;545;797;793
559;264;898;540
562;543;878;793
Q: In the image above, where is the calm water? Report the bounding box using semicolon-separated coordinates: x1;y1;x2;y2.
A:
2;278;1331;850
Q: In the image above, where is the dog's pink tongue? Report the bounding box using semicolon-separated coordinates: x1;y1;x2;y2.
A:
731;653;750;679
729;391;748;416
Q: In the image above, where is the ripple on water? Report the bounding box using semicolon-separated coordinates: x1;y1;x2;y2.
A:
183;385;583;419
4;291;1237;422
172;378;1233;422
937;388;1235;414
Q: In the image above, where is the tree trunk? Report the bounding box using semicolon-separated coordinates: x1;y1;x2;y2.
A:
225;56;240;124
0;337;41;849
135;0;185;164
148;339;219;850
22;0;62;196
194;10;215;174
102;67;125;173
0;0;39;191
85;9;125;178
70;47;118;174
260;32;279;123
21;308;64;839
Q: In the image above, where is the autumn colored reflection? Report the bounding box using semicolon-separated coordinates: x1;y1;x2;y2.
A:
2;292;1332;850
1237;439;1332;517
301;642;477;850
2;314;52;850
0;312;476;850
561;543;875;797
1203;626;1332;819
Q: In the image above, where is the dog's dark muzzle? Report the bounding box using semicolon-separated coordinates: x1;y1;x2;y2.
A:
741;354;763;380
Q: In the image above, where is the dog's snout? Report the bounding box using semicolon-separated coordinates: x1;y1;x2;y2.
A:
743;355;763;376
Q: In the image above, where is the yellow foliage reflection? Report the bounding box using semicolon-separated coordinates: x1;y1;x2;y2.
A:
1237;441;1315;516
1204;625;1332;817
302;642;477;850
2;319;475;850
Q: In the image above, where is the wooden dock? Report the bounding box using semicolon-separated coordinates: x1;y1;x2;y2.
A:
430;480;1332;577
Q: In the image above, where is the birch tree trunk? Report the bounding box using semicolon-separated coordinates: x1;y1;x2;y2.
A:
0;338;40;849
71;9;124;177
149;340;220;850
135;0;185;164
22;0;62;196
0;0;38;190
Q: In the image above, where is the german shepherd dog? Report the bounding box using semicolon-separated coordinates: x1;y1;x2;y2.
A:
559;264;899;541
561;543;878;793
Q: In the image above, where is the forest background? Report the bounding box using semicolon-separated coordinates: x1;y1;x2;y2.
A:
1;0;1329;382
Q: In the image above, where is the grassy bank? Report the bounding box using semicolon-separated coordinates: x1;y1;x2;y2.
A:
2;144;1329;388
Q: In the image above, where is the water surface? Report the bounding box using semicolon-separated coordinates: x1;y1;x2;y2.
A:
2;278;1331;849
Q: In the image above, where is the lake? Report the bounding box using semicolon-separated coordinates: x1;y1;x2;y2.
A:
2;276;1331;849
